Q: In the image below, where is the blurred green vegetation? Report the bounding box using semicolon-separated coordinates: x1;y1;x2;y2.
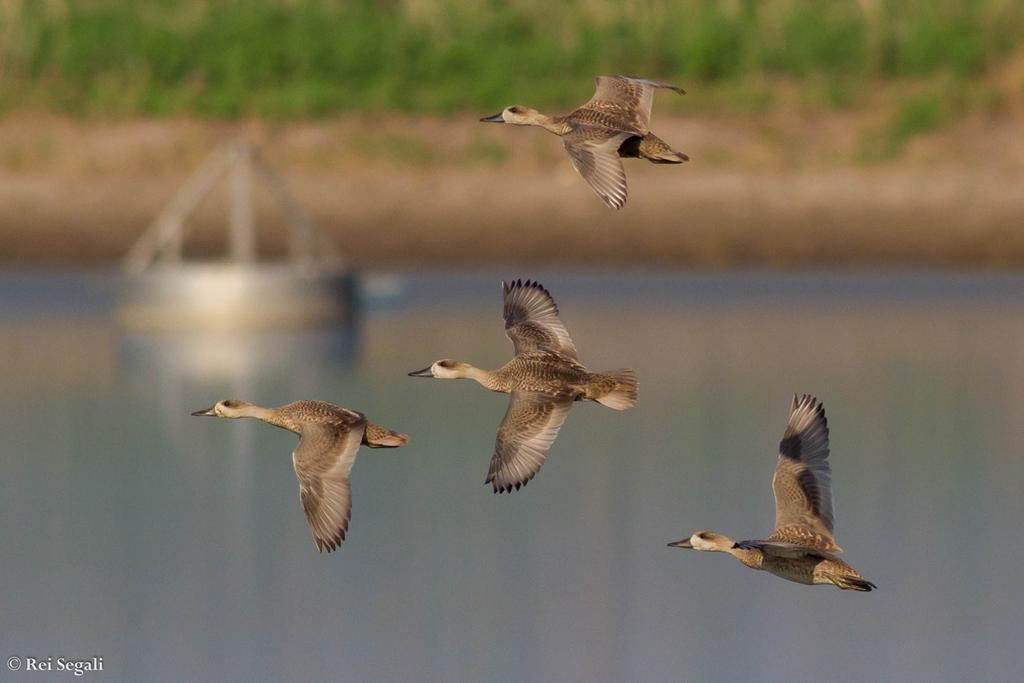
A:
1;0;1022;122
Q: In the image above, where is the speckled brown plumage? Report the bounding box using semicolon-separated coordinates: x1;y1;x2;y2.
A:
502;279;579;360
732;544;873;589
409;279;637;493
480;75;688;209
768;394;840;552
192;398;408;553
487;281;637;491
668;395;875;591
570;75;685;136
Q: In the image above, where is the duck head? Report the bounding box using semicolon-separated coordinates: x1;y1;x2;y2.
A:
668;531;736;552
408;359;473;379
480;105;541;125
191;398;255;418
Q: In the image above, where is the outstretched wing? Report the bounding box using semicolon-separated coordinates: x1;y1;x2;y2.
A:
562;129;631;210
487;391;573;493
768;394;841;552
503;279;579;359
580;75;685;134
292;419;365;552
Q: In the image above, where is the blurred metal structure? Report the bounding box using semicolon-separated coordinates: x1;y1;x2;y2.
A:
117;142;355;331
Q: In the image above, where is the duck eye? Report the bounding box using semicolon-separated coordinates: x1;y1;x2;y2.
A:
437;360;451;368
508;106;521;114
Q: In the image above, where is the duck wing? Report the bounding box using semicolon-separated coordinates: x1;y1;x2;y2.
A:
767;394;842;553
503;279;579;360
578;75;685;134
736;539;837;560
562;129;631;209
487;391;573;493
292;414;366;552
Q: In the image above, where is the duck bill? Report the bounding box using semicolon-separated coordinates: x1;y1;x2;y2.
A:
191;406;218;416
479;112;505;123
667;539;693;549
407;367;435;378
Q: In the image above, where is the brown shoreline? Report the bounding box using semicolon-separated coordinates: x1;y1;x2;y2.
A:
2;115;1023;267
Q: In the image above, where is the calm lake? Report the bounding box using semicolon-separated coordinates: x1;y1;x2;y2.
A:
2;269;1022;682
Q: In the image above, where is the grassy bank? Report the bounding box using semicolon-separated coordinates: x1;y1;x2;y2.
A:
2;0;1022;121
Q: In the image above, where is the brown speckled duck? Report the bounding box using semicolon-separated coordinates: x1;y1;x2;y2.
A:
669;395;876;591
480;75;688;209
409;279;637;493
192;399;408;552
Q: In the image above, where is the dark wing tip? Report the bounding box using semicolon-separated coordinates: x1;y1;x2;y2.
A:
313;527;346;553
790;393;826;421
798;392;821;408
780;393;828;459
505;279;558;314
486;473;534;494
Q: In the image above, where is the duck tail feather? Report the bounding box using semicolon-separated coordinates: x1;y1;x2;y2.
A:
595;369;638;410
363;422;410;448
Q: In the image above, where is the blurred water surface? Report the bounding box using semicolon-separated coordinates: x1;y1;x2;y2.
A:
1;269;1023;682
